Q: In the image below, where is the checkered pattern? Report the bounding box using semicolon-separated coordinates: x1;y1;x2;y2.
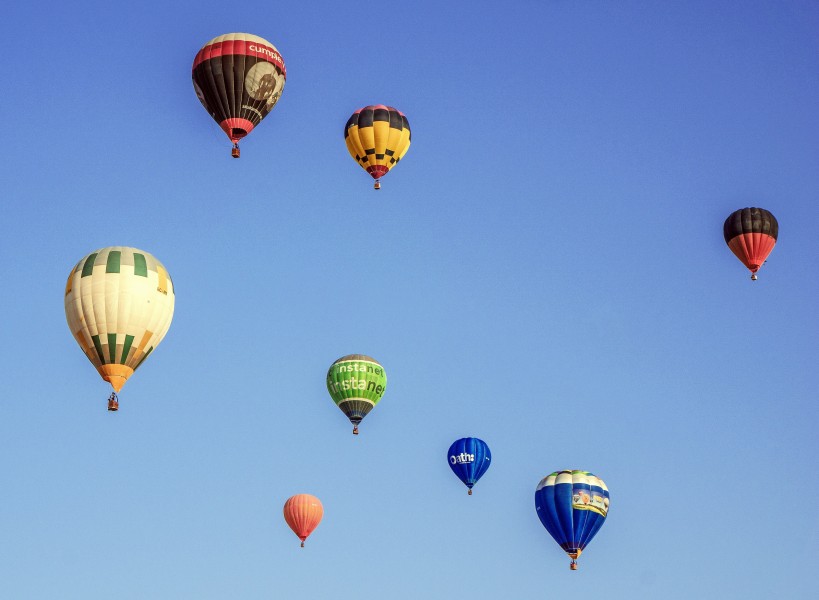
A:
344;105;411;184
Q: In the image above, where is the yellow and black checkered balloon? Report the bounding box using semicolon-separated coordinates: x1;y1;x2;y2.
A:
344;105;411;189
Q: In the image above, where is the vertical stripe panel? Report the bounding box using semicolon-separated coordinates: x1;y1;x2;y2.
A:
107;333;117;363
120;334;135;364
81;253;98;277
106;251;121;273
133;253;148;277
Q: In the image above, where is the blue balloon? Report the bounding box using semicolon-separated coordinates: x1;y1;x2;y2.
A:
447;437;491;495
534;470;610;570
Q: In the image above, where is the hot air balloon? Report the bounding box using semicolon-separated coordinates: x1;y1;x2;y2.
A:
534;470;609;570
64;247;175;411
723;207;778;280
344;105;411;189
447;437;491;495
192;33;286;158
283;494;323;547
326;355;387;435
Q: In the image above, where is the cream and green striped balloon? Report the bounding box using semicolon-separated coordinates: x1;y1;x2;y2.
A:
64;247;175;398
326;355;387;434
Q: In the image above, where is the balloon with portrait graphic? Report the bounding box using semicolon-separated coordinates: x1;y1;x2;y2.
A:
447;437;491;495
192;32;286;157
534;470;610;570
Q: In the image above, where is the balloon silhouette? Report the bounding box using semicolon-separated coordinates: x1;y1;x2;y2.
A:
723;207;778;280
447;437;491;495
283;494;323;548
534;470;610;570
64;246;175;411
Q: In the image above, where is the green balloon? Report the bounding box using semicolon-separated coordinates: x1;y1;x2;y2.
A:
326;354;387;434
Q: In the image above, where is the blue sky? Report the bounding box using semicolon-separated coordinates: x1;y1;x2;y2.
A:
1;1;818;598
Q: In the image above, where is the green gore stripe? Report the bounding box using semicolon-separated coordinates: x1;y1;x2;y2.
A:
106;251;121;273
120;335;135;364
81;253;98;277
133;253;148;277
91;334;105;364
107;333;117;363
135;346;153;370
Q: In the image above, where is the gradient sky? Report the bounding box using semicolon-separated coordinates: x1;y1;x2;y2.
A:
1;1;818;598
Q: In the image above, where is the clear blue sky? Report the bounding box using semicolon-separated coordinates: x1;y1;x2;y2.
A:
1;1;818;598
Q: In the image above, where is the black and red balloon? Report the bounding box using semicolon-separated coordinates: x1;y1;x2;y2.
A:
723;207;778;280
192;33;286;157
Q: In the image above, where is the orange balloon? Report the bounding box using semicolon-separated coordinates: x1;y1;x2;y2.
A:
283;494;324;547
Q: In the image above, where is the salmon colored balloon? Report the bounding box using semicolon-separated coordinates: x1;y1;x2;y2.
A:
283;494;323;547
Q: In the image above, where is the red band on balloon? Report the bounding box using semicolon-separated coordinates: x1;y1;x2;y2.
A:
193;40;286;75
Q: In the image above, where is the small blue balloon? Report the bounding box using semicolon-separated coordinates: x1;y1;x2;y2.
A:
447;437;491;495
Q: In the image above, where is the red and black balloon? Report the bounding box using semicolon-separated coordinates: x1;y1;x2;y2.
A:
723;207;778;280
192;33;286;157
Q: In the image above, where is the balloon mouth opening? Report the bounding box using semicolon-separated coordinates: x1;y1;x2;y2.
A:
367;166;389;179
219;118;254;143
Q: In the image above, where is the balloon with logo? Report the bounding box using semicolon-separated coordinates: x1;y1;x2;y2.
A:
64;246;175;411
447;437;491;495
534;470;610;570
723;207;778;280
344;105;411;189
192;32;286;158
283;494;323;548
326;354;387;435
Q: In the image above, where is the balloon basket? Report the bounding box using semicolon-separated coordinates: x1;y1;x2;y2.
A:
468;489;472;495
300;541;304;548
751;273;758;281
107;393;119;412
373;180;381;190
352;425;359;435
570;561;578;571
231;144;240;159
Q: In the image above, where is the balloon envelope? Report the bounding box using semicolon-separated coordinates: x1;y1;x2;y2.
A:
64;246;175;394
447;437;491;493
723;207;778;278
344;105;411;188
534;470;609;569
192;33;286;153
326;355;387;433
283;494;323;547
